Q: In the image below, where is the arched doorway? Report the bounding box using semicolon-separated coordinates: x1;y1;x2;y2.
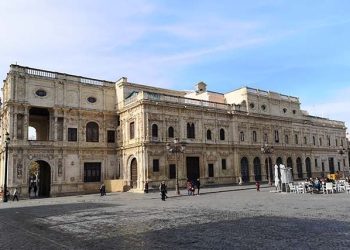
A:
305;157;312;178
240;157;249;183
296;157;303;179
265;157;273;182
253;157;262;181
29;160;51;197
130;158;137;188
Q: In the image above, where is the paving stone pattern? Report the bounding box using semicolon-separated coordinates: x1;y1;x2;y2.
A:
0;185;349;250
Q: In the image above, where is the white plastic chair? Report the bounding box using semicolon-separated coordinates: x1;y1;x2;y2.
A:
325;182;334;194
345;183;350;194
288;183;297;193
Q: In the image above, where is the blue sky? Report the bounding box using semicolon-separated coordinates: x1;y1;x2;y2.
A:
1;0;350;133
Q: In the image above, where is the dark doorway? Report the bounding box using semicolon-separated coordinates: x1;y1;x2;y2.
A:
306;157;312;178
130;158;137;188
37;160;51;197
265;157;273;182
253;157;262;181
328;157;335;174
241;157;249;183
186;157;200;182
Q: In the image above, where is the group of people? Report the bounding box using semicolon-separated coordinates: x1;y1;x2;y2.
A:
157;178;201;201
186;179;200;196
28;183;38;198
1;187;20;201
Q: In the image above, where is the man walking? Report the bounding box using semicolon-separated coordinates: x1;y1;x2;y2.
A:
12;187;19;201
196;178;201;195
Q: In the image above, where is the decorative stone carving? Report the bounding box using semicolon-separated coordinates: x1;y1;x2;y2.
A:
58;159;63;177
17;163;23;178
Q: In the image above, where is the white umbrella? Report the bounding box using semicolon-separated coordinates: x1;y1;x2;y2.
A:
280;164;287;184
286;167;293;183
274;164;280;189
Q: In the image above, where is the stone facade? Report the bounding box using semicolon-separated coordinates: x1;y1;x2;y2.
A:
0;65;348;196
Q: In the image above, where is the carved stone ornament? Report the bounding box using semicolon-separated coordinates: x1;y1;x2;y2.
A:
58;159;63;177
17;163;23;178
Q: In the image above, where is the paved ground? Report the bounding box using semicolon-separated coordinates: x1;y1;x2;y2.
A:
0;184;349;250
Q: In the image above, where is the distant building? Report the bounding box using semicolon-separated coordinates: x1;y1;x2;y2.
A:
0;64;348;196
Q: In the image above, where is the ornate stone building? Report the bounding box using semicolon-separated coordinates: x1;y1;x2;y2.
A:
0;64;348;196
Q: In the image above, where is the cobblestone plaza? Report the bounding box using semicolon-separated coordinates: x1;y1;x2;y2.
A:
0;185;349;249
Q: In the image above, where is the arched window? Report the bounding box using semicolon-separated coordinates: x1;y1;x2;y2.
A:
296;157;303;179
168;126;174;138
152;124;158;138
303;136;307;145
305;157;311;178
220;128;225;140
335;139;338;147
319;137;322;146
295;134;298;144
240;131;244;141
327;136;331;146
207;129;212;140
253;157;262;181
86;122;99;142
313;136;316;145
252;131;257;142
130;122;135;139
187;123;195;139
274;130;279;143
285;135;289;144
240;157;249;183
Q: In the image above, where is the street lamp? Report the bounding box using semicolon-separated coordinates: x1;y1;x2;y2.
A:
3;132;10;202
337;147;347;178
166;138;186;195
261;143;274;186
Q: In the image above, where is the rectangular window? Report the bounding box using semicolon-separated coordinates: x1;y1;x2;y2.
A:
153;159;159;172
169;164;176;179
107;130;115;143
222;159;227;170
68;128;77;141
117;115;120;126
315;159;318;168
84;162;101;182
274;130;279;143
321;162;325;172
208;164;214;177
285;135;289;144
57;117;64;141
130;122;135;139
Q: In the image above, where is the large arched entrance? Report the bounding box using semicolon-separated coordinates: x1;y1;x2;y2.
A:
240;157;249;183
305;157;312;178
296;157;303;179
130;158;137;188
29;160;51;197
253;157;262;181
265;157;273;182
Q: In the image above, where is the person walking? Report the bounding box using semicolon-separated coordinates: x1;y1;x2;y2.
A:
144;181;149;194
12;188;19;201
28;185;32;198
159;181;167;201
196;178;201;195
256;181;260;191
33;185;38;197
100;183;106;196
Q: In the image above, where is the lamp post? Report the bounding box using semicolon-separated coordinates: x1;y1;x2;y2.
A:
3;132;10;202
166;138;186;195
261;143;274;186
337;147;347;178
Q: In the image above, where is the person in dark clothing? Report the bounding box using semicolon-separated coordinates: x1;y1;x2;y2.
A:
159;181;167;201
144;181;149;193
196;178;201;195
28;185;32;198
12;188;19;201
100;184;106;196
33;185;38;197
